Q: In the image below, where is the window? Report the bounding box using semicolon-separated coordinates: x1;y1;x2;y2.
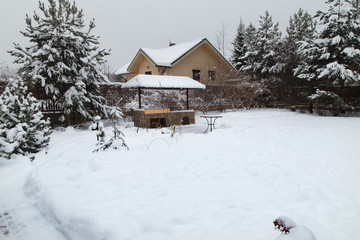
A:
208;71;215;81
145;71;152;75
192;69;200;80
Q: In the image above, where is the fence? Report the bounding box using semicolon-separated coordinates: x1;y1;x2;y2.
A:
40;100;64;113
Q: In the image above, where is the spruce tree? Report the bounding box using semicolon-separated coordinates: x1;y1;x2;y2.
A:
284;8;316;76
231;19;247;70
257;11;282;76
295;0;360;87
287;9;317;44
278;9;316;101
240;23;258;76
0;78;51;159
240;12;282;79
9;0;110;125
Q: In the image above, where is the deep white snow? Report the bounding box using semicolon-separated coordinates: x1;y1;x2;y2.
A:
1;109;360;240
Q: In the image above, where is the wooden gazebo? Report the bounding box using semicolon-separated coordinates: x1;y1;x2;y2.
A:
121;74;205;128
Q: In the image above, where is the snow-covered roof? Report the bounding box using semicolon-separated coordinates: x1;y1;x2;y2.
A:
115;62;131;75
121;74;206;89
115;39;204;75
115;38;235;75
141;39;204;67
99;81;124;86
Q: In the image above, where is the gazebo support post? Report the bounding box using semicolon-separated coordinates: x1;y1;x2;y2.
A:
186;89;189;110
138;87;142;109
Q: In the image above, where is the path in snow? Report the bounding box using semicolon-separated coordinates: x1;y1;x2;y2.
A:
0;159;68;240
0;205;29;239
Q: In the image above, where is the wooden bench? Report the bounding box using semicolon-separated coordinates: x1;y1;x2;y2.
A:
144;108;170;114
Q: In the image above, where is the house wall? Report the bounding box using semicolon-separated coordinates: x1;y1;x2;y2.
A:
126;55;158;80
138;57;158;76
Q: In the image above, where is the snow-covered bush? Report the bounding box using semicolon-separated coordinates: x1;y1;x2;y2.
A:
308;89;349;116
274;216;316;240
0;78;51;159
189;80;270;112
191;96;212;113
93;107;128;152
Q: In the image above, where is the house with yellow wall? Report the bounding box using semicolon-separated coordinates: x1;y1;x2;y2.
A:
115;38;236;84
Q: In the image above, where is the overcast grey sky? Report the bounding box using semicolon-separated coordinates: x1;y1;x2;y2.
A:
1;0;327;71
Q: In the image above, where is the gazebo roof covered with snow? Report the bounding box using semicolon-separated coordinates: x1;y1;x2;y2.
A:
121;74;205;109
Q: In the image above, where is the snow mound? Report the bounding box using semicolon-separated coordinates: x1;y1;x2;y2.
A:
276;225;316;240
274;216;316;240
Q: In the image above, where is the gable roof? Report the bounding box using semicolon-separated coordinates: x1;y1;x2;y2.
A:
115;62;130;75
141;38;204;67
116;38;235;75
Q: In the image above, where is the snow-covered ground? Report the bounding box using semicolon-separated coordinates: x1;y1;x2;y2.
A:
1;109;359;240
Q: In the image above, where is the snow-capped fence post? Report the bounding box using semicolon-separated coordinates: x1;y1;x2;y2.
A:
90;115;104;142
94;115;101;131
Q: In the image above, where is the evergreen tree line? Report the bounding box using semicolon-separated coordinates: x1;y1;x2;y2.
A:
231;0;360;114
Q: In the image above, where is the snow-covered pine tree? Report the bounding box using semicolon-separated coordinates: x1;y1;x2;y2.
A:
287;9;317;46
284;8;316;79
352;0;360;18
272;9;317;104
93;107;128;152
9;0;110;125
231;19;247;70
240;12;282;79
239;23;258;77
0;63;16;83
257;11;282;76
0;78;51;159
295;0;360;87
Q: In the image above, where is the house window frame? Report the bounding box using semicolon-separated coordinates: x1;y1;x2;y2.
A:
192;69;201;81
145;71;152;75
